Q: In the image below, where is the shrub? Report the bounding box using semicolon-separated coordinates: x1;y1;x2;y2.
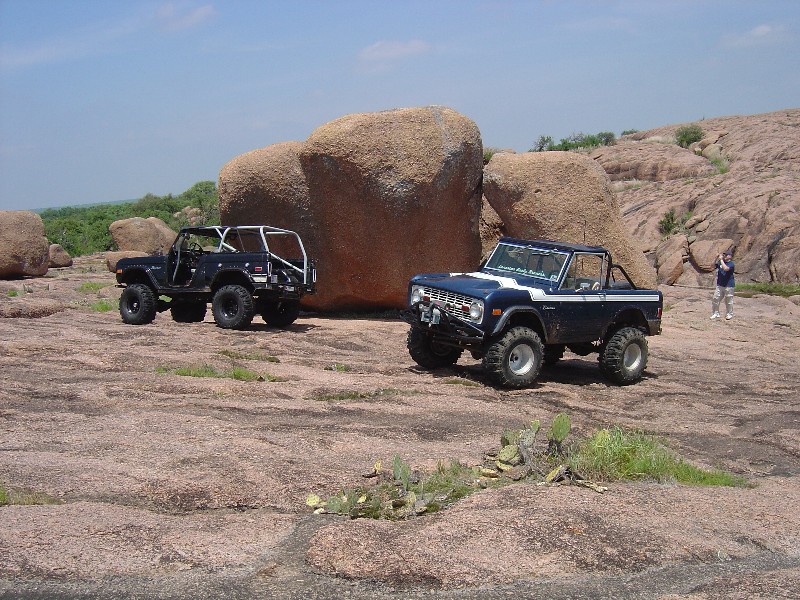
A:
675;124;703;148
41;180;219;257
658;209;692;236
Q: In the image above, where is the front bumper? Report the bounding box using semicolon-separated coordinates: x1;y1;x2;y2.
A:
402;302;486;347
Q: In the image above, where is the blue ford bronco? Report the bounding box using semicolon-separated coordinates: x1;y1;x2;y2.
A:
403;238;662;387
115;225;316;330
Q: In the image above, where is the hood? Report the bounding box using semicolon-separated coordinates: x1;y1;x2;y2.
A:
412;271;550;298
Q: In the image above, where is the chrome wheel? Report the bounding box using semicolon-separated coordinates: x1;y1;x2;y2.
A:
508;343;536;376
623;343;643;371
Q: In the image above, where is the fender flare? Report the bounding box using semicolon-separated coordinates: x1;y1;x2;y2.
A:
490;306;549;342
118;267;161;289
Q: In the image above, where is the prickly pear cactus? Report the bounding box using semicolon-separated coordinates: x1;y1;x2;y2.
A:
550;413;571;443
501;428;520;447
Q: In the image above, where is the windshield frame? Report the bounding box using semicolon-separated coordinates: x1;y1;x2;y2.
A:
483;241;571;284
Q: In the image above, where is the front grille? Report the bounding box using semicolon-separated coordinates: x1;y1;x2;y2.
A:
423;287;475;320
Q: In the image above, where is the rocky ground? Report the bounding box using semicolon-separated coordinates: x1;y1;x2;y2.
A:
0;255;798;599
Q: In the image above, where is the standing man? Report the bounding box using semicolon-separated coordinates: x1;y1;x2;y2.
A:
711;250;735;320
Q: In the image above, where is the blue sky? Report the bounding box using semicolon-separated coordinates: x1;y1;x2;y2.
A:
1;0;798;211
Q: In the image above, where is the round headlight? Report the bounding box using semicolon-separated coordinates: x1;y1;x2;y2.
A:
469;300;483;321
411;286;424;305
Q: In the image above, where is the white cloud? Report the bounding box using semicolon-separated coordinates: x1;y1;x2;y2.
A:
721;24;791;48
156;3;216;32
358;39;432;62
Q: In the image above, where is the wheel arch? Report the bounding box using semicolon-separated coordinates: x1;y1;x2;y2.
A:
118;268;158;289
603;307;649;340
492;308;547;343
211;269;255;293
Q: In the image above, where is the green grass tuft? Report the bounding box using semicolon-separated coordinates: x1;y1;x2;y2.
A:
90;299;117;312
443;378;482;387
158;364;283;382
0;483;60;506
736;282;800;298
77;282;107;293
569;426;748;487
311;388;402;402
218;349;280;362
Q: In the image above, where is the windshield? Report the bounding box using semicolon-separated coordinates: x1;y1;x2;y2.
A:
484;243;569;282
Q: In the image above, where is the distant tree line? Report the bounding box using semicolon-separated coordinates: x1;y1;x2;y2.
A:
530;131;617;152
40;181;219;257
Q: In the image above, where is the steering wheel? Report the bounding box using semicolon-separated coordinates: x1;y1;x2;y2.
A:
591;281;601;290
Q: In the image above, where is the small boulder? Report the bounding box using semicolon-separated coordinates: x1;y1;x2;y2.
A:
106;251;148;272
701;144;724;162
0;211;50;278
109;217;176;255
689;238;734;272
48;244;73;268
655;235;689;285
657;251;685;285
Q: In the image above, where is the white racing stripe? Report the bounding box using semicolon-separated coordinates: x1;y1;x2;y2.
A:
452;272;661;303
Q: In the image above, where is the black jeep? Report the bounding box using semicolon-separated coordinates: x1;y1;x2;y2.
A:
115;225;316;330
403;238;662;387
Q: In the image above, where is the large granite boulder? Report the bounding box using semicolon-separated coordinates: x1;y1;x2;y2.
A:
298;106;483;309
218;142;313;259
219;106;483;310
109;217;176;255
48;244;73;268
0;211;50;278
483;152;657;289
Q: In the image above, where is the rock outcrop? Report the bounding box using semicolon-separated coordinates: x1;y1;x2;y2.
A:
48;244;73;268
591;142;714;182
219;106;483;310
602;108;800;284
483;152;657;289
0;211;50;278
109;217;176;255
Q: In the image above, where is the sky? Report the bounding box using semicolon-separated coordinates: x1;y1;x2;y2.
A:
1;1;798;211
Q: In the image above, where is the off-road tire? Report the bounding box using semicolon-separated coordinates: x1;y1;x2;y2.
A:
119;284;157;325
212;285;255;330
170;302;207;323
483;326;543;388
260;300;300;327
543;344;565;366
407;327;463;369
599;326;648;385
